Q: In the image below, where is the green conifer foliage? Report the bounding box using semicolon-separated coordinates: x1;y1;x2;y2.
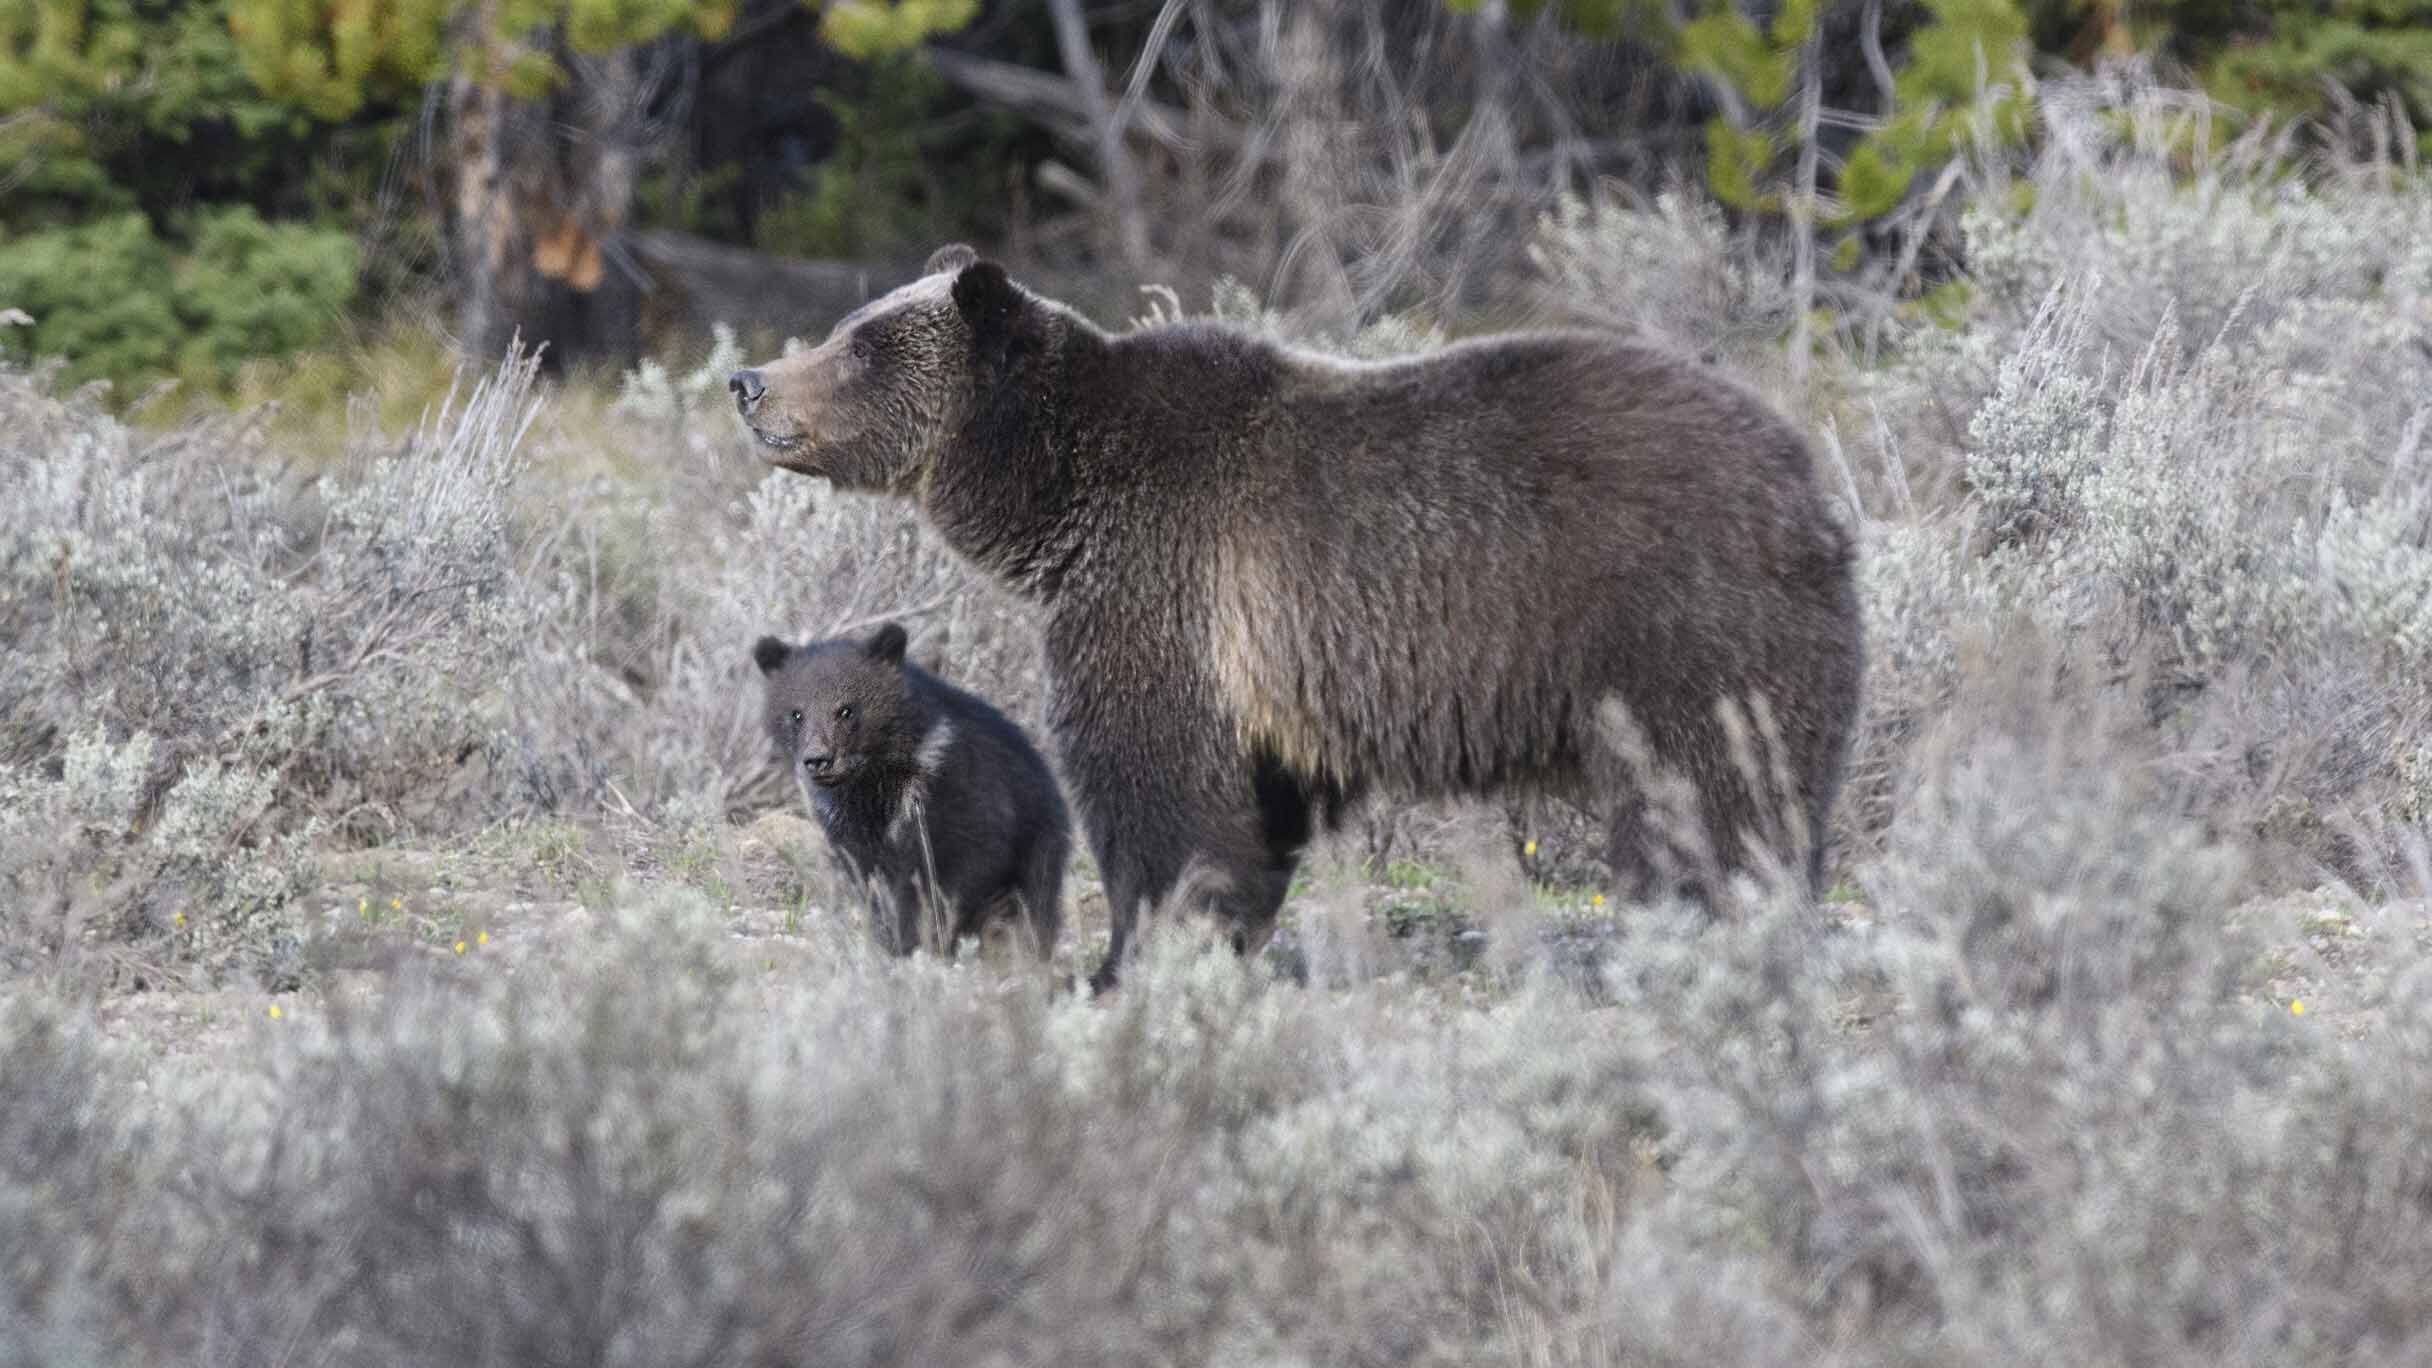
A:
2194;1;2432;154
223;0;974;115
1681;0;2032;226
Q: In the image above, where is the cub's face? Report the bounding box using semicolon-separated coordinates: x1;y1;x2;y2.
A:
753;624;921;792
728;243;1027;493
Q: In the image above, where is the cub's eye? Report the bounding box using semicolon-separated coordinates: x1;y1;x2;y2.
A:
789;709;802;725
834;704;853;721
849;334;874;361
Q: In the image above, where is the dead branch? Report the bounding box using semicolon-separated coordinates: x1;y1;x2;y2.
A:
1045;0;1151;270
924;49;1241;159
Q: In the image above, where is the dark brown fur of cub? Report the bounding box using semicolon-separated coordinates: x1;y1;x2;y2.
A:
755;622;1071;963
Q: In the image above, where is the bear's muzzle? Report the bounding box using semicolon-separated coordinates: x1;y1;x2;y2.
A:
728;369;767;415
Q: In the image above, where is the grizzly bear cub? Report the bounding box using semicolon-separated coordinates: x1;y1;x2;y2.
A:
753;622;1070;963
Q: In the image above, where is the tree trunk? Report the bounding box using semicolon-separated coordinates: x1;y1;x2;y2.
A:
445;24;519;366
539;46;648;377
444;11;649;376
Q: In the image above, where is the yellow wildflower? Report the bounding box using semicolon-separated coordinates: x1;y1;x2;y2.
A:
358;897;368;917
268;1003;283;1020
2291;999;2306;1016
1592;893;1606;908
1523;840;1538;857
173;911;185;927
477;930;490;946
453;939;467;955
391;897;403;912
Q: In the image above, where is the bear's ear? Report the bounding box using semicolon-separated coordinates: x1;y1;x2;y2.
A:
951;260;1022;343
925;242;978;276
751;636;793;676
865;622;909;666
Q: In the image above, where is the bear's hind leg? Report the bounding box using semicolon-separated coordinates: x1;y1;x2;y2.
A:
1590;729;1726;911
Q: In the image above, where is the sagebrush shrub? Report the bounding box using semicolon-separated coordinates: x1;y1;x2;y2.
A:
0;349;540;981
1525;186;1799;366
1840;71;2432;879
4;714;2429;1364
609;321;748;424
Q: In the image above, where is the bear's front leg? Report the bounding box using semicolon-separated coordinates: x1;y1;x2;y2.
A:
825;851;910;957
1075;771;1206;995
1054;711;1276;995
864;870;931;958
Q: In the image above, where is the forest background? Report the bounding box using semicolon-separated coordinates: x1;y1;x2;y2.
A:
8;0;2428;402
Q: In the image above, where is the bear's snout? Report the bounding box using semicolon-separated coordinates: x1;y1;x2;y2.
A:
728;369;766;414
802;747;841;784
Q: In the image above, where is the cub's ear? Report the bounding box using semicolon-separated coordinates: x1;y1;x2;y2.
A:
751;636;793;676
951;260;1022;342
925;242;978;276
865;622;909;666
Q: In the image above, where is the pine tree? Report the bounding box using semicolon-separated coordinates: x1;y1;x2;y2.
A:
220;0;978;368
2047;0;2432;157
1444;0;2035;377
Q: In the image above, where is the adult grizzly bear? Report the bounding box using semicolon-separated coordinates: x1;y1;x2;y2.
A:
729;244;1862;992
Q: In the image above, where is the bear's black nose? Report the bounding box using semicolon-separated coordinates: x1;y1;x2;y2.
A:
804;751;834;774
728;369;766;411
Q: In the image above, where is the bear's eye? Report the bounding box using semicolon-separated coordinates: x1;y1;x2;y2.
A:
789;709;802;726
848;334;874;361
834;704;853;721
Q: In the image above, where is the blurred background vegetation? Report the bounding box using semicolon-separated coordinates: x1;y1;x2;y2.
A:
4;0;2428;407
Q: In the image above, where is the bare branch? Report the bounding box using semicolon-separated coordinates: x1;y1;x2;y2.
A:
1113;0;1192;137
1789;33;1823;396
1046;0;1152;272
1862;0;1898;117
924;48;1240;157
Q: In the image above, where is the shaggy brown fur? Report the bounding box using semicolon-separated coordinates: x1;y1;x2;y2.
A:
729;244;1863;992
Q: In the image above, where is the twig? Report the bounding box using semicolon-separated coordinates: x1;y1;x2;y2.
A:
1819;416;1867;526
824;583;972;640
1861;0;1897;118
1789;34;1823;397
924;49;1244;158
1046;0;1152;271
1113;0;1191;137
603;777;652;827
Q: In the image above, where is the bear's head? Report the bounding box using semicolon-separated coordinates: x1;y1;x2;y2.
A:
727;243;1050;492
752;622;928;790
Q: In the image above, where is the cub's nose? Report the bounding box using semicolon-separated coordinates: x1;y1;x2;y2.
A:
804;751;835;775
728;369;766;412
